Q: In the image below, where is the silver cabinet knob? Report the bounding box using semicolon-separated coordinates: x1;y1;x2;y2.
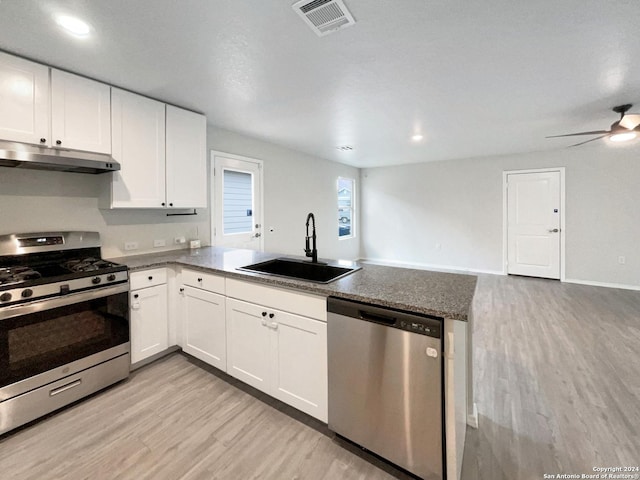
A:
548;228;559;233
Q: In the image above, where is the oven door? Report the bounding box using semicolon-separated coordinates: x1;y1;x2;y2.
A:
0;284;129;400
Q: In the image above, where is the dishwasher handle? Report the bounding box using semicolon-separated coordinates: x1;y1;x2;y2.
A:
359;310;396;325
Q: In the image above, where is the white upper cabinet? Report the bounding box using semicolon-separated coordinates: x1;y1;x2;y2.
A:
0;51;206;209
51;69;111;154
166;105;207;208
110;88;166;208
107;90;207;209
0;51;49;145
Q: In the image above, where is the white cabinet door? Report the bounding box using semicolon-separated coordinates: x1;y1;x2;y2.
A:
226;298;271;393
130;284;169;364
226;295;328;422
166;105;207;208
50;69;111;154
0;51;49;145
182;286;226;371
111;88;166;208
270;310;328;422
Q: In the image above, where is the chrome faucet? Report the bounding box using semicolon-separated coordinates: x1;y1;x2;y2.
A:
305;212;318;263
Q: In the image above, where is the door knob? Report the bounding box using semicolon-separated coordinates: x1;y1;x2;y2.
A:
548;228;559;233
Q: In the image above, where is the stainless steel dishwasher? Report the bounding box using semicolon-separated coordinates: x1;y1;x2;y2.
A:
327;297;444;480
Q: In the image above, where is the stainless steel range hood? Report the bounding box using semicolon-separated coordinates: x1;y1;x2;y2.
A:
0;140;120;174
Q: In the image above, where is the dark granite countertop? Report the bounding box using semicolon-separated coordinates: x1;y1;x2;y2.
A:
109;247;477;321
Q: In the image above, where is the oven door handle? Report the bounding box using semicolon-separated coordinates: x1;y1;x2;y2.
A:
0;283;130;321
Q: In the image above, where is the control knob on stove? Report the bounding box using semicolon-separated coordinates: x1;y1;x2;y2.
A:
107;274;116;282
0;292;12;302
92;276;102;285
21;289;33;298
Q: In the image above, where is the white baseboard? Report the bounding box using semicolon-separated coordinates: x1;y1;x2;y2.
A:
467;402;478;429
564;278;640;291
359;257;504;276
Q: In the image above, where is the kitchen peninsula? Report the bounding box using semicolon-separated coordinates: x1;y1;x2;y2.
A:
110;246;478;480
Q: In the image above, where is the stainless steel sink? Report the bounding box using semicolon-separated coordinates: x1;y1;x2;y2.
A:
237;257;361;283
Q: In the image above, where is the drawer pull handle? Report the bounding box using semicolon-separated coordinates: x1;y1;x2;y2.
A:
197;278;202;282
261;311;267;317
50;379;82;397
269;313;275;319
148;276;153;280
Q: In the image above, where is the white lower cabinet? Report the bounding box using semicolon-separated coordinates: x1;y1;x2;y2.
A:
269;309;328;421
130;284;169;364
181;286;226;371
226;297;328;422
226;298;271;392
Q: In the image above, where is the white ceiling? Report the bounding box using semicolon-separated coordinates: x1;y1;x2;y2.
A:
1;0;639;168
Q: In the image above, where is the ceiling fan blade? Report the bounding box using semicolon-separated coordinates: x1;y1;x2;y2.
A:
569;135;609;147
619;114;640;130
546;130;610;138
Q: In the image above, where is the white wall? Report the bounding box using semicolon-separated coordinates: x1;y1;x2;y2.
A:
207;126;360;261
361;143;640;288
0;168;209;259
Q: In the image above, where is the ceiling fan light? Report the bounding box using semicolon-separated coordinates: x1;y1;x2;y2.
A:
609;132;637;143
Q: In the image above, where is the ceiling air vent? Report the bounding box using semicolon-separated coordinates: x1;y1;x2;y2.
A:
292;0;356;37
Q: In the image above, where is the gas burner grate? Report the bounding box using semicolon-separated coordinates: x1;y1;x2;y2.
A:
63;258;118;273
0;266;42;285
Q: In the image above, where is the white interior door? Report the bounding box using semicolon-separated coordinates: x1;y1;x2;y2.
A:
212;153;263;250
507;171;561;279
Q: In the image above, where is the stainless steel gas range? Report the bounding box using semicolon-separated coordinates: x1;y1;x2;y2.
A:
0;231;130;435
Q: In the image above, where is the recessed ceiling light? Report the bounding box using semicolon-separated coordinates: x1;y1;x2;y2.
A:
55;14;91;37
411;134;424;142
609;132;637;142
337;145;354;151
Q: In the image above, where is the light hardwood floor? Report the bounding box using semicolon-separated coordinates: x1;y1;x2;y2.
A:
462;274;640;479
1;274;638;479
0;354;408;480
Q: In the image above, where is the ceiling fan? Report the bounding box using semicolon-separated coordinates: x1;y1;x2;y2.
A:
547;104;640;147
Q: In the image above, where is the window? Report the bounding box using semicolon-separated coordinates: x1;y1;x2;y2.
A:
338;177;355;238
222;169;253;235
212;153;263;249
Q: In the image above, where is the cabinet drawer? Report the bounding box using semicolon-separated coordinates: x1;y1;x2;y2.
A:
182;269;225;294
226;278;326;321
130;268;167;290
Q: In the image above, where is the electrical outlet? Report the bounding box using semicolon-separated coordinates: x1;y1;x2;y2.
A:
174;236;186;245
154;239;166;248
124;242;138;251
618;256;626;265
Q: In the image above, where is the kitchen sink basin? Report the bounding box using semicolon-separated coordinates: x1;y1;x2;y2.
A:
238;257;361;283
